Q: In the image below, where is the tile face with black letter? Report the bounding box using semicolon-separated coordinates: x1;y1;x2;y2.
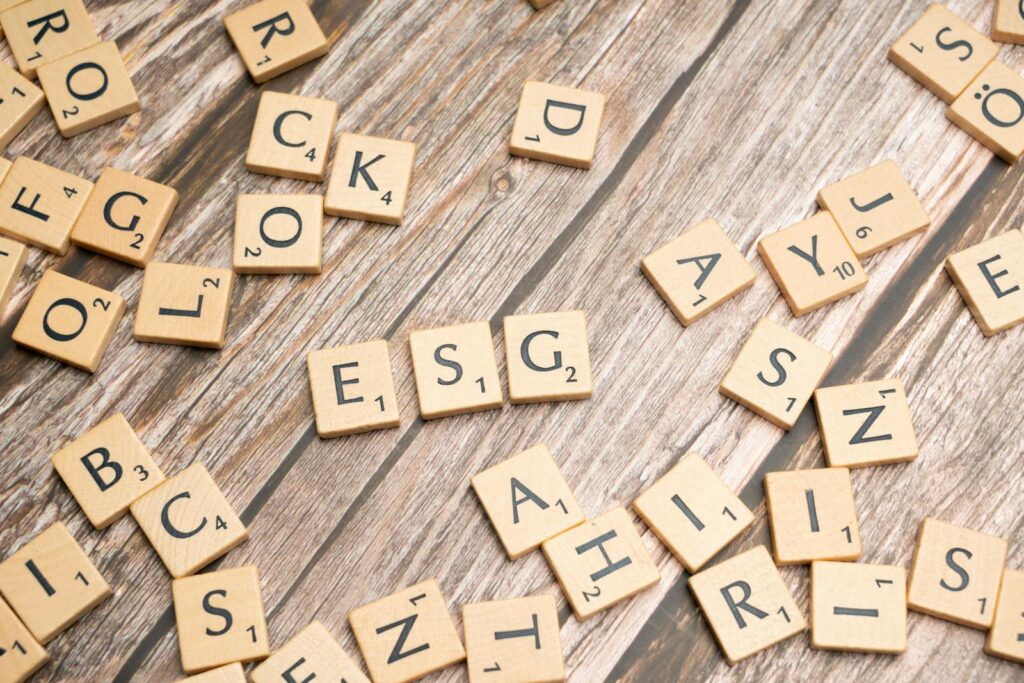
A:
764;467;861;566
134;263;234;348
325;133;416;225
510;81;605;169
0;62;45;150
0;595;48;683
994;0;1024;44
814;378;919;468
986;568;1024;663
409;321;503;419
223;0;328;83
948;61;1024;163
250;621;369;683
307;339;401;437
246;91;338;181
233;194;323;274
0;156;94;254
503;310;592;404
462;595;563;683
1;0;99;79
810;561;907;654
946;229;1024;335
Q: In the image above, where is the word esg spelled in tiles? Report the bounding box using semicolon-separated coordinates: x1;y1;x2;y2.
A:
134;263;234;348
250;621;368;683
307;339;400;437
462;595;563;683
814;378;919;468
409;321;503;419
510;81;604;169
810;561;907;654
0;156;93;254
325;133;416;225
503;310;592;403
946;229;1024;335
246;91;338;181
223;0;328;83
764;467;861;565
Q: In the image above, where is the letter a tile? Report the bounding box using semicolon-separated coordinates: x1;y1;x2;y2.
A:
307;339;401;437
946;230;1024;335
250;621;368;683
246;91;338;181
0;156;94;254
1;0;100;79
810;561;907;654
0;595;48;683
503;310;592;403
986;568;1024;663
510;81;605;169
325;133;416;225
814;378;919;468
134;263;234;348
349;579;465;683
907;518;1007;629
224;0;328;84
948;61;1024;163
0;63;45;150
462;595;563;683
764;467;861;565
409;321;503;419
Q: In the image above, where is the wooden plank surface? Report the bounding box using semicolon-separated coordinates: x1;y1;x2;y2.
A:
0;0;1021;681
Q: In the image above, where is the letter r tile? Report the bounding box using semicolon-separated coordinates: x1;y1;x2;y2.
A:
306;339;401;437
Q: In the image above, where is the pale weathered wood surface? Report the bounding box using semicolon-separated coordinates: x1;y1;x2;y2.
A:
0;0;1021;681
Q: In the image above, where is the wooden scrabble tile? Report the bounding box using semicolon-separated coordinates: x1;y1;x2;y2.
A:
948;61;1024;163
246;91;338;181
134;262;234;348
37;41;139;138
223;0;328;84
758;212;867;316
810;561;906;654
51;413;166;529
324;133;416;225
349;579;465;683
233;194;323;274
816;160;930;258
471;444;585;560
71;167;178;267
172;566;270;674
0;63;45;150
462;595;563;683
409;321;503;419
888;4;998;104
503;310;592;404
994;0;1024;44
764;467;861;565
509;81;605;169
0;596;48;683
719;317;833;430
0;0;99;79
307;339;400;437
641;219;755;326
0;156;10;182
0;0;26;39
633;453;754;573
907;517;1007;629
688;545;805;664
251;621;368;683
986;568;1024;663
814;378;919;468
0;522;111;643
129;462;248;578
542;507;659;620
12;269;125;372
946;230;1024;335
0;156;93;254
178;663;246;683
0;235;28;317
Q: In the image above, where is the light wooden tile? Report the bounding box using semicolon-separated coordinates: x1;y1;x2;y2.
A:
0;235;28;318
71;167;179;267
758;212;867;316
251;621;369;683
0;62;45;150
816;160;930;258
223;0;328;84
409;321;503;419
178;663;246;683
0;522;111;644
51;413;165;529
688;545;805;665
246;91;338;181
37;40;139;138
233;194;323;274
814;378;919;468
324;133;416;225
719;317;833;430
542;507;659;620
948;60;1024;163
0;595;48;683
0;156;93;254
307;339;400;437
134;262;234;348
0;0;99;79
764;467;861;565
888;4;998;104
810;561;906;654
0;0;27;39
986;568;1024;663
172;565;270;674
641;218;755;326
471;444;585;560
946;229;1024;335
129;462;248;578
994;0;1024;44
907;517;1008;629
503;310;592;404
0;156;10;182
510;81;604;169
349;579;465;683
462;595;563;683
12;269;125;372
633;453;754;573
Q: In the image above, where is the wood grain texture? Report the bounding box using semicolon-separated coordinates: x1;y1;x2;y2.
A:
0;0;1021;681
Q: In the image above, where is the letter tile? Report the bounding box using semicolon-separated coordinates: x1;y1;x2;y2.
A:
0;156;93;254
172;566;270;674
986;567;1024;663
503;310;592;404
246;91;338;181
814;378;919;468
810;561;906;654
0;0;99;79
633;453;753;573
764;467;861;565
462;595;563;683
12;269;125;372
948;60;1024;163
130;462;248;578
134;262;234;348
233;194;323;274
994;0;1024;44
0;522;111;643
0;594;48;683
688;545;805;664
409;321;503;419
250;621;368;683
946;229;1024;335
0;63;45;150
0;235;28;317
907;517;1007;629
510;81;605;169
223;0;328;84
719;317;832;430
306;339;400;437
178;663;246;683
471;444;585;560
349;579;465;683
324;133;416;225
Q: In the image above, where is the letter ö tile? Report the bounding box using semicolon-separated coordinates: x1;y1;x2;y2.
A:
948;60;1024;163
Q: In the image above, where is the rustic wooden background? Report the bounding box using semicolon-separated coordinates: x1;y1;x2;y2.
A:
0;0;1021;680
